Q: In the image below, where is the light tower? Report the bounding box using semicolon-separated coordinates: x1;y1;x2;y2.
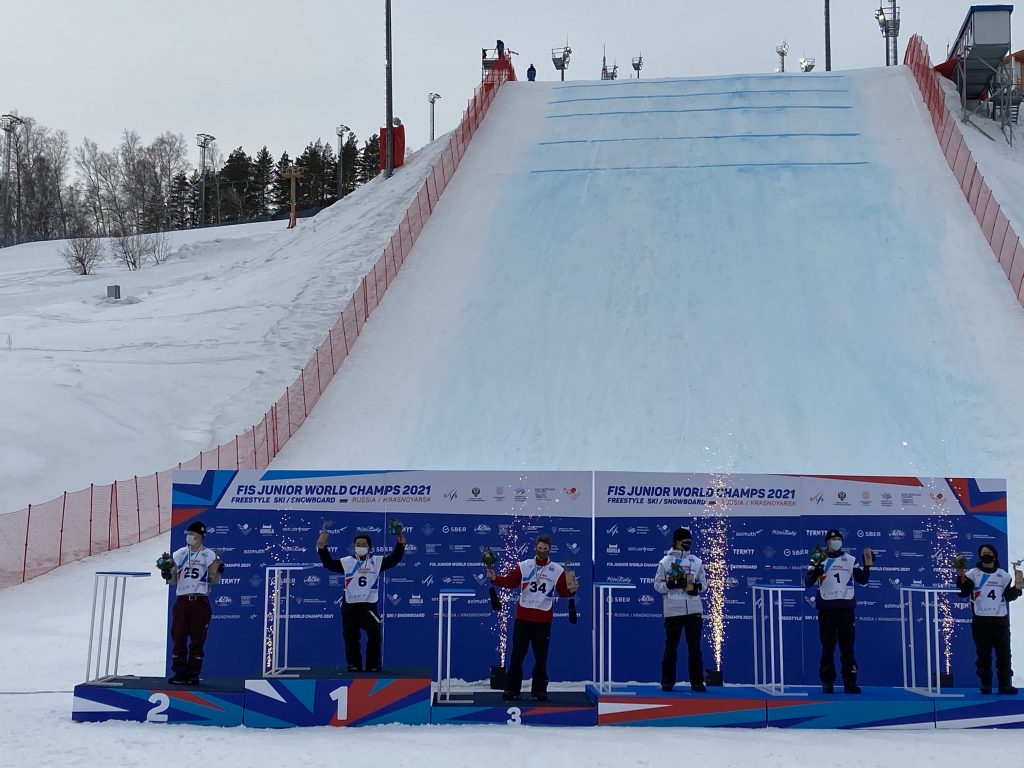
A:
799;57;816;73
196;133;216;227
600;47;618;80
875;2;901;67
1;113;24;246
428;93;441;141
632;54;643;79
551;42;572;81
776;41;790;73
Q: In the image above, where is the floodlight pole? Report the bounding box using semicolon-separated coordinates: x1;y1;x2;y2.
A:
385;0;394;179
1;114;24;247
428;93;441;142
825;0;832;71
336;124;349;198
196;133;216;227
875;2;901;67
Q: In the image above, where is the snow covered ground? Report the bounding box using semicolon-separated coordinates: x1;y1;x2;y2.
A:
0;138;446;514
3;63;1024;762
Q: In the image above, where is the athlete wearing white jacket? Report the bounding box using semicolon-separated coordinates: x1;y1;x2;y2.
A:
653;527;706;692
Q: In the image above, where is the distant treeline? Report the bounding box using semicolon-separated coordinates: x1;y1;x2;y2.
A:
0;115;383;245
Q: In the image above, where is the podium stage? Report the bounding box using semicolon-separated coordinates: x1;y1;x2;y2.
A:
72;675;1024;729
586;685;1024;729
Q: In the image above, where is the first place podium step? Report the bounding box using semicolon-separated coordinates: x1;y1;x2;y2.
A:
243;667;432;728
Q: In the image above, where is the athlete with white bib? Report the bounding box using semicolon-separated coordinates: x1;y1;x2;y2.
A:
654;527;707;692
956;544;1021;694
488;534;577;701
805;528;871;694
163;520;225;685
317;528;405;672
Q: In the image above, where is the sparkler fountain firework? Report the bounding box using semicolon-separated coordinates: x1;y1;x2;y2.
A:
704;474;732;674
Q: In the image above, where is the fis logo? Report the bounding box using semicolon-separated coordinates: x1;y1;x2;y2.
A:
606;524;619;536
444;489;458;501
810;492;824;504
421;574;435;586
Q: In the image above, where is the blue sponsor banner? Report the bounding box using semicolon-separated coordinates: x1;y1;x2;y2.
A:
168;470;1005;687
169;470;592;683
594;472;1007;687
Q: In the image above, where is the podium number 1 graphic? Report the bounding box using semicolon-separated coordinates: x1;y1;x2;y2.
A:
330;685;349;722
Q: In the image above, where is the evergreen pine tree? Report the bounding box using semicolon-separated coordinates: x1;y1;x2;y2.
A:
250;146;274;217
340;133;358;197
272;152;292;214
167;172;191;230
357;134;380;185
218;146;252;222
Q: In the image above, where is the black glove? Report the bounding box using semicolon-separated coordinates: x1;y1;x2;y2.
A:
686;583;700;596
665;577;680;590
214;560;226;573
568;598;578;624
488;586;502;612
160;569;172;581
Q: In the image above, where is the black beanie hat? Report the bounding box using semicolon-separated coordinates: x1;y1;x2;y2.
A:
825;529;842;542
673;527;692;542
354;533;373;548
186;521;207;536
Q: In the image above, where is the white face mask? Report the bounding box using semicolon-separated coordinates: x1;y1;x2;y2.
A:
827;538;842;552
186;532;199;546
354;546;369;557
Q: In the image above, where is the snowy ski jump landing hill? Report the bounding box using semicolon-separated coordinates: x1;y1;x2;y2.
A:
277;68;1024;535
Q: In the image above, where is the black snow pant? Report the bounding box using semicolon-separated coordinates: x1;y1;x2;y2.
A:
505;618;552;696
661;614;704;688
972;616;1013;689
817;607;858;686
342;602;382;671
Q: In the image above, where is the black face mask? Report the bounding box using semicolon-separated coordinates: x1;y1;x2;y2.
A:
981;554;995;565
679;541;692;551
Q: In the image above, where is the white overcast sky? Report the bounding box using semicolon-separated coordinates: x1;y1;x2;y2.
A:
2;1;1019;165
